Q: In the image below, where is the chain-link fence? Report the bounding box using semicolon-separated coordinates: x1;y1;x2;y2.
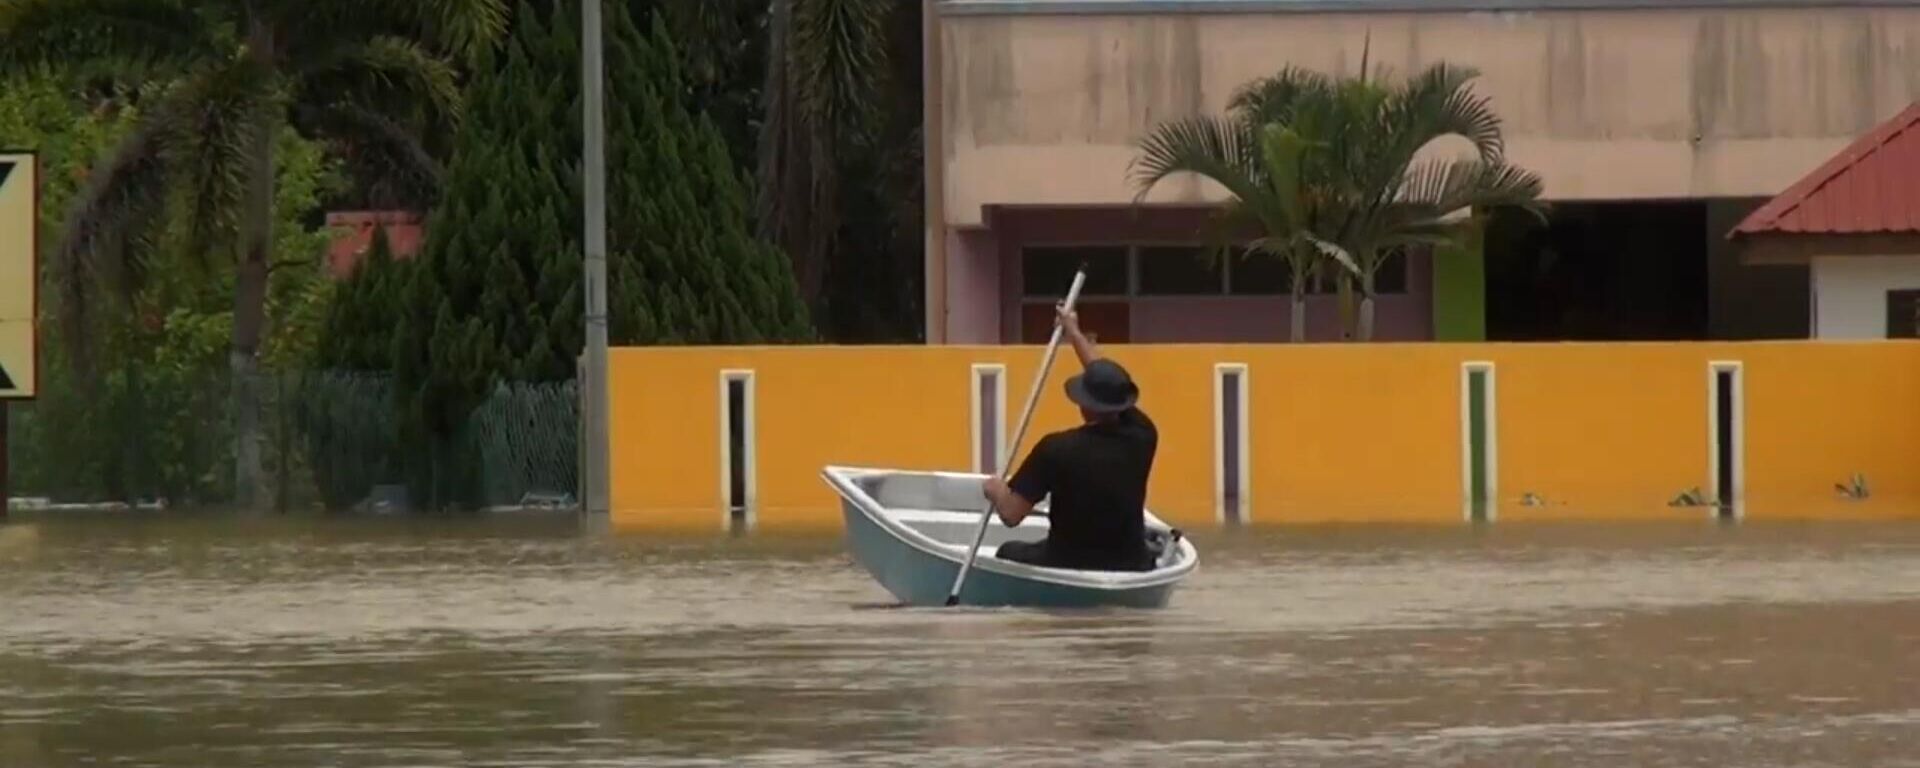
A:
4;367;579;513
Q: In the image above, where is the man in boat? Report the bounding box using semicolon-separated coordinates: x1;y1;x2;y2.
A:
981;303;1157;572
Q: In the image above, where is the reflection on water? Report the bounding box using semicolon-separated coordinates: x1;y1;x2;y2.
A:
2;514;1919;767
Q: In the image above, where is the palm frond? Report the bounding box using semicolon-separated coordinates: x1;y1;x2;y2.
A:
52;119;175;373
1243;234;1296;261
293;100;444;206
415;0;509;60
1255;122;1314;233
293;35;461;126
1305;233;1361;277
1128;115;1266;208
153;56;281;269
790;0;889;140
1139;60;1542;340
658;0;757;91
1190;201;1268;272
1397;157;1545;219
1389;61;1503;163
277;0;506;64
1373;226;1465;255
0;0;216;76
1227;65;1334;126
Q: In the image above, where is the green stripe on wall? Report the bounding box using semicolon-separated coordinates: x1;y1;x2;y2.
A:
1467;368;1489;520
1433;216;1488;342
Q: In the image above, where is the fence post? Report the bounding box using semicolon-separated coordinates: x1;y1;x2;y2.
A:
577;355;586;512
276;371;290;514
1;402;9;522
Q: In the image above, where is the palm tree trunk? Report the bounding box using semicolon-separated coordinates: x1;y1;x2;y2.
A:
1336;275;1356;341
1287;259;1308;343
756;0;830;314
231;92;276;513
1357;270;1377;341
1289;291;1307;343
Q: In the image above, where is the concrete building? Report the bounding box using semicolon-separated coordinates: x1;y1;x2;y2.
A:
1731;101;1920;339
919;0;1920;344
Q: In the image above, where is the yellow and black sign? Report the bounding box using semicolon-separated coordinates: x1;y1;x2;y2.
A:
0;151;36;399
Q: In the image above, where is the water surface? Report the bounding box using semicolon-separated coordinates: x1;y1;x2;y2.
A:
2;515;1918;766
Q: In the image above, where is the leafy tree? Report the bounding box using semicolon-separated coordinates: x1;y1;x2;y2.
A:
3;70;346;504
315;225;409;371
651;0;770;177
319;0;810;508
1133;60;1546;341
0;0;508;508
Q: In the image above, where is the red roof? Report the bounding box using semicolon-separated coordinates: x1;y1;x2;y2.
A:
1732;101;1920;237
325;210;424;278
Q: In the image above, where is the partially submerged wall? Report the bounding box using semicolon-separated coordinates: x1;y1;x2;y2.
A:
610;343;1920;532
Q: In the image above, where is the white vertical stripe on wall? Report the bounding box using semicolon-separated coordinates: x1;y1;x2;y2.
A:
718;369;757;532
970;364;1007;475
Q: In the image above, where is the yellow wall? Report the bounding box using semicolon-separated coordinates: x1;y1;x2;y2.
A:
609;342;1920;532
1245;345;1465;523
1743;344;1920;519
1492;344;1712;521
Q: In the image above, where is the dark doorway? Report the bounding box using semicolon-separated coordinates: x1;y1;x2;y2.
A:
1889;289;1920;338
1485;201;1710;341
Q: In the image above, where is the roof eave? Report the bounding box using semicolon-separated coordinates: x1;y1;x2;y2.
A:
1731;231;1920;265
1729;101;1920;239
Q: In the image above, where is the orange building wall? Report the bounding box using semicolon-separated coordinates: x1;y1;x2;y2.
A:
1491;344;1713;521
609;342;1920;532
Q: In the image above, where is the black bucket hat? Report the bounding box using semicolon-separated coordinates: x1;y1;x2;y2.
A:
1064;359;1139;413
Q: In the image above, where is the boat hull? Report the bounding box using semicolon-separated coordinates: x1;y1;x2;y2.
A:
840;499;1179;608
825;466;1197;609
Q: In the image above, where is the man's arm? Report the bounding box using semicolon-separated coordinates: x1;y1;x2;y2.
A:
983;477;1035;527
984;438;1051;527
1057;302;1100;367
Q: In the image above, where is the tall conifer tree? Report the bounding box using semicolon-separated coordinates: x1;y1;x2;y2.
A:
317;0;811;507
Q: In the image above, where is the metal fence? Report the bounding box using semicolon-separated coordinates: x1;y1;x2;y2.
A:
4;368;579;513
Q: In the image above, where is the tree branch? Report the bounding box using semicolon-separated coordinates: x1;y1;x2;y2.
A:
267;257;316;275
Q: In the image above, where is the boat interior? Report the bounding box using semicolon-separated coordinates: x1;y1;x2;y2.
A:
840;468;1190;569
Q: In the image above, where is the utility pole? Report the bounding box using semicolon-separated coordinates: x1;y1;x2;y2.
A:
0;404;10;522
581;0;611;516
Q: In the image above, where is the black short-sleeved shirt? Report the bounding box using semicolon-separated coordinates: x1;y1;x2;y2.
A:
1006;406;1158;570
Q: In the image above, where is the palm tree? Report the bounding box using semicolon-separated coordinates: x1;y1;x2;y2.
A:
756;0;895;315
1133;60;1546;341
1131;111;1350;343
0;0;506;508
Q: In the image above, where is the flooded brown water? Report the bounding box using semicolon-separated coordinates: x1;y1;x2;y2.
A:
1;515;1918;767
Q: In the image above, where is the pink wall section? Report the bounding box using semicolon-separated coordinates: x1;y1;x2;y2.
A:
941;205;1437;343
945;228;1001;343
1128;289;1434;343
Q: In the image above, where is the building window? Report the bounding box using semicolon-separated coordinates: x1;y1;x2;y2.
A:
1888;289;1920;338
1022;245;1128;297
1138;245;1225;295
1227;247;1289;295
1223;247;1409;296
1372;247;1410;295
1021;242;1412;299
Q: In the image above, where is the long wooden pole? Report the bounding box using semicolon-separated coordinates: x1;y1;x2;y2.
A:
944;267;1086;606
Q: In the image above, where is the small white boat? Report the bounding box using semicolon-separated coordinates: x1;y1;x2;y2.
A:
821;465;1199;608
